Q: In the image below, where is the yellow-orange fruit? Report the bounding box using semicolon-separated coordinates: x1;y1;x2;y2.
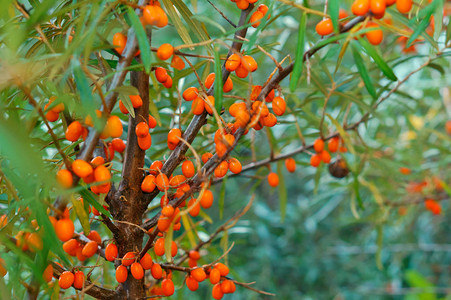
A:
73;271;85;289
352;0;370;16
191;97;205;115
115;265;128;283
105;243;118;262
183;87;198;101
43;264;53;282
82;240;98;258
122;252;135;267
267;172;279;187
225;54;241;71
155;67;169;83
285;158;296;173
112;32;126;55
272;96;286;116
57;169;73;188
157;44;174;61
59;271;74;289
151;263;163;279
396;0;412;13
55;218;74;242
72;159;93;178
156;173;169;191
315;18;334;36
140;253;153;270
65;121;83;142
131;262;144;279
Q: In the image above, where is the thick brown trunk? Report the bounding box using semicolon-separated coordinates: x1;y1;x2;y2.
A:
112;70;149;299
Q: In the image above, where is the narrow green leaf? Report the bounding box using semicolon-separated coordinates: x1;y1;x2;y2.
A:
219;177;227;220
289;12;307;92
112;85;139;118
351;42;377;99
326;113;356;155
127;7;151;73
71;197;90;235
277;161;287;222
181;214;196;248
353;174;363;209
214;46;223;113
406;14;434;48
164;222;174;263
357;38;397;81
160;0;194;46
198;210;213;224
328;0;339;33
79;189;112;218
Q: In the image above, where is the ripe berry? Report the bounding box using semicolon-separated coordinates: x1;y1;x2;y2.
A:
396;0;412;13
328;137;340;153
135;122;149;138
94;165;111;183
82;241;98;258
151;263;163;279
131;262;144;280
321;150;331;164
73;271;85;289
140;253;153;270
186;276;199;291
58;271;75;289
112;32;126;55
155;67;169;83
182;160;195;178
214;160;229;178
55;218;74;242
188;198;201;217
313;138;325;152
65;121;83;142
106;115;123;138
366;24;383;45
315;18;334;36
72;159;93;178
250;10;264;28
122;252;135;266
191;267;207;282
191;97;205;115
167;128;182;150
201;152;213;163
272;96;286;116
162;205;175;217
228;158;242;174
370;0;386;14
351;0;370;16
310;154;321;167
189;250;200;260
267;172;279;187
105;243;118;262
225;54;240;71
285;158;296;173
137;134;152;150
162;278;175;296
241;55;258;72
182;87;199;101
43;264;53;282
204;96;215;114
154;238;165;256
27;233;43;251
200;189;214;209
157;44;174;60
111;138;126;152
212;283;224;299
56;169;73;188
155;173;169;191
115;265;128;283
63;239;79;256
209;268;221;284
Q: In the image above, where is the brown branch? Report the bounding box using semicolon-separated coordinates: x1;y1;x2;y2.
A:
206;0;237;28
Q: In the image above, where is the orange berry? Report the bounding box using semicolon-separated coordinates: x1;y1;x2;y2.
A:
265;89;275;102
182;160;195;178
386;0;396;6
162;278;175;296
396;0;412;13
111;138;126;153
225;54;241;71
90;156;105;168
171;55;185;70
65;121;83;142
241;55;258;72
137;133;152;151
135;122;149;138
201;152;213;164
151;263;163;279
258;3;269;14
27;232;43;251
112;32;127;55
370;0;386;14
141;175;156;193
212;283;224;299
328;137;340;153
399;167;411;175
157;44;174;61
72;159;93;178
223;77;233;93
229;102;247;117
200;189;214;209
321;150;331;164
209;268;221;284
261;113;277;127
272;96;286;116
156;173;169;191
94;165;111;183
81;241;98;258
162;205;175;217
186;276;199;291
285;158;296;173
310;154;321;167
235;109;250;128
171;241;178;257
315;18;334;36
56;169;73;188
188;258;197;268
143;5;166;27
73;271;85;289
59;271;74;289
167;128;182;150
204;96;215;115
182;87;199;101
140;253;153;270
154;238;165;256
191;267;207;282
119;100;129;114
191;97;205;115
425;199;442;215
189;250;200;260
228;158;242;174
313;138;325;153
43;264;53;282
55;218;74;242
45;110;59;122
221;279;235;294
63;238;79;256
339;9;349;19
122;252;135;266
366;24;383;45
150;160;163;174
188;198;201;217
250;10;264;28
267;172;279;187
107;115;123;138
105;243;118;262
351;0;370;16
128;95;142;109
235;64;249;78
131;262;144;280
446;120;451;135
155;67;169;83
115;265;128;283
214;160;228;177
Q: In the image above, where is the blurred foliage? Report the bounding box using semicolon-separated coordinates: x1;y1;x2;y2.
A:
0;0;450;299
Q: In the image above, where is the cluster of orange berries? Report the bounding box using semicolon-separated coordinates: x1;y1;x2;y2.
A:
225;53;258;78
230;0;258;10
62;231;101;262
424;199;442;215
44;96;65;122
249;4;269;28
310;136;347;167
315;0;413;46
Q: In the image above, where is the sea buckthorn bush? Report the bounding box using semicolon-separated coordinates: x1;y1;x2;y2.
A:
0;0;450;299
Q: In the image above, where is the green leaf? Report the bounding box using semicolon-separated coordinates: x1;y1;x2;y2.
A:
405;270;436;300
112;85;139;118
219;177;227;220
71;197;90;235
277;161;287;222
328;0;339;33
289;12;307;92
181;214;196;248
406;14;434;48
79;189;112;218
214;46;223;113
164;222;174;263
351;42;377;99
127;7;151;73
353;173;363;209
160;0;194;46
357;38;397;81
